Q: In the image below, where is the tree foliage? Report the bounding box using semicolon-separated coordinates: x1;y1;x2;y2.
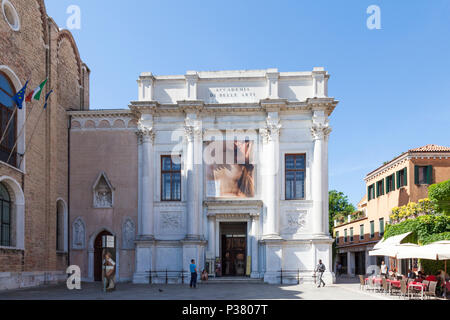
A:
329;190;356;233
428;179;450;215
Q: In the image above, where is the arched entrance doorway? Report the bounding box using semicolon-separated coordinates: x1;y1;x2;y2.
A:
94;230;112;281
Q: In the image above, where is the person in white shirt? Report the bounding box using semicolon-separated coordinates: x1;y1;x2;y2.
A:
103;251;116;290
380;260;388;277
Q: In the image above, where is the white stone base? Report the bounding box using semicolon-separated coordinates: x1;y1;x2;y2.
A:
0;271;66;291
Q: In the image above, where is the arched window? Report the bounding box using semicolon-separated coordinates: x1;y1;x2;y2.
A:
56;200;65;251
0;71;17;166
0;182;11;246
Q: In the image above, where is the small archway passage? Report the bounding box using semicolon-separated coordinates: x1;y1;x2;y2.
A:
94;230;112;281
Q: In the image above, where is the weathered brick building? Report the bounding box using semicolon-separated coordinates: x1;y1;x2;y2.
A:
0;0;89;289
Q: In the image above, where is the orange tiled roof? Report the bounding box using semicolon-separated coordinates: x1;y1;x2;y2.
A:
409;144;450;153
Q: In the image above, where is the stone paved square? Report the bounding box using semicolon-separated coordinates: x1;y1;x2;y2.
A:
0;279;393;300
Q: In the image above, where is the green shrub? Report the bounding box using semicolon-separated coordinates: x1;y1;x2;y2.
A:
384;214;450;244
420;259;445;275
428;179;450;215
421;232;450;245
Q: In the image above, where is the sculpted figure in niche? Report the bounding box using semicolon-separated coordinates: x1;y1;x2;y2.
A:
94;176;112;208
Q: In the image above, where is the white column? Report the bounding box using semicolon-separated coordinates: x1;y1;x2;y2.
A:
311;112;331;236
312;136;324;235
138;124;155;238
251;217;259;278
207;216;215;257
323;137;329;235
261;113;281;238
185;115;201;240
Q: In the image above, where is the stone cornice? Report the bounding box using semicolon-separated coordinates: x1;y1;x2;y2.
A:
177;100;205;114
204;200;262;218
68;109;134;118
129;101;158;118
260;98;288;112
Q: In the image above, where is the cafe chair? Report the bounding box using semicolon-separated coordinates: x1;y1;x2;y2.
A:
424;281;437;299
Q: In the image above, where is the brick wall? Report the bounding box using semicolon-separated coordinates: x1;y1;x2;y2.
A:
0;0;89;277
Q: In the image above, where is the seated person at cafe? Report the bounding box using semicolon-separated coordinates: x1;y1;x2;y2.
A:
417;270;426;280
407;269;417;280
425;273;437;282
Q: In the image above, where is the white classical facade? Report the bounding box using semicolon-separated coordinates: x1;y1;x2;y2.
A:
129;68;338;284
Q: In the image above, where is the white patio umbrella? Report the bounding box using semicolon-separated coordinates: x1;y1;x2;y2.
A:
369;243;420;258
373;232;412;250
396;240;450;273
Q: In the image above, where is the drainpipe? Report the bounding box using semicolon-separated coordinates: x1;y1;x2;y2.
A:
67;114;72;266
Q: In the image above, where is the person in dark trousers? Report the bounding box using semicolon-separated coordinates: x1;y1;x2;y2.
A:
315;259;326;288
189;259;197;288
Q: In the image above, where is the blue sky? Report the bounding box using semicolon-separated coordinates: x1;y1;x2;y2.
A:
46;0;450;206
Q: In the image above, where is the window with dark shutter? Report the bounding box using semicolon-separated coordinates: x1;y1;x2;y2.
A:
415;165;431;185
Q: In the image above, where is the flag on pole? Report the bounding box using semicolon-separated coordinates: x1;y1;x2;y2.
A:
12;80;29;109
43;90;53;109
25;79;48;102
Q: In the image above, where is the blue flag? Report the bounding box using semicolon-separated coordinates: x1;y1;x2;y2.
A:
43;90;53;109
12;80;29;109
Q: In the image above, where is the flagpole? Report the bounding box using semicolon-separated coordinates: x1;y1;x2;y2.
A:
5;102;39;165
13;89;53;168
0;108;17;146
10;106;46;167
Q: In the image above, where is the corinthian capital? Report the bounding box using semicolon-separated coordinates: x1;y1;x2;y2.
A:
184;118;202;142
260;118;282;143
311;121;332;141
136;122;155;144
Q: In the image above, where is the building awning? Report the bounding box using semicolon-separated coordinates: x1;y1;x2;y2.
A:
372;232;412;250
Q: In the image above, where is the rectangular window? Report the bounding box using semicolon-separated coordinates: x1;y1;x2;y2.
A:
379;218;385;236
368;184;375;201
370;221;375;238
397;168;407;188
161;155;181;201
335;231;339;244
360;224;364;240
376;180;384;197
386;174;395;193
344;229;347;243
350;227;354;242
415;165;432;185
285;154;306;200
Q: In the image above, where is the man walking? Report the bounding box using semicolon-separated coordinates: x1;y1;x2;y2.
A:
190;259;197;288
315;259;326;288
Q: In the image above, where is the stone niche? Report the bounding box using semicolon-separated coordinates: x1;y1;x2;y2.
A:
93;172;114;208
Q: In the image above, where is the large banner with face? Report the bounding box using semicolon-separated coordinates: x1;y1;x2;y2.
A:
205;140;255;198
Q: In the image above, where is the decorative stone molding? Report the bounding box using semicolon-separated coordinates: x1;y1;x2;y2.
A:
204;200;262;219
159;212;183;233
282;210;307;235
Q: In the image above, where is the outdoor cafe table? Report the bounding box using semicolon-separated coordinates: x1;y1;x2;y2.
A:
386;279;401;294
407;281;427;300
365;277;383;287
